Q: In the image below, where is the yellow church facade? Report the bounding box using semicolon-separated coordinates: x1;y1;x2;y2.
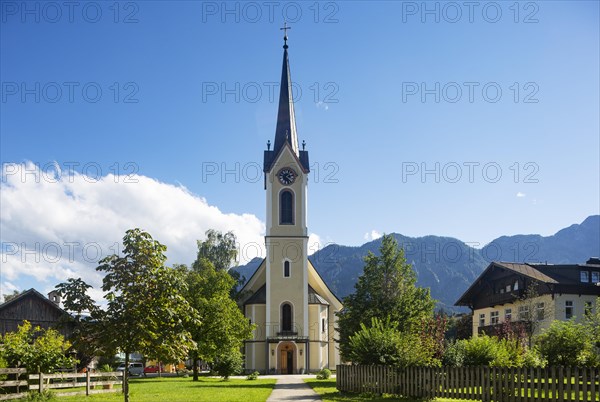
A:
238;32;343;374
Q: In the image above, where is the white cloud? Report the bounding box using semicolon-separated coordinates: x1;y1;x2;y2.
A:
364;230;382;241
308;233;321;255
316;101;329;111
1;162;265;299
516;192;526;198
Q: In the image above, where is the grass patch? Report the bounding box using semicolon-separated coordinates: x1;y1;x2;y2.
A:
56;377;277;402
304;378;473;402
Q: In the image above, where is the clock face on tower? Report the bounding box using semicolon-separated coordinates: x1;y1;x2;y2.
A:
277;167;297;185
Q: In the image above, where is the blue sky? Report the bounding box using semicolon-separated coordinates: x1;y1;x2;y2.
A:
1;1;599;297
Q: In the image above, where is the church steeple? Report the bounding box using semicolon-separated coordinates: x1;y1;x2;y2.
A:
263;26;309;180
273;25;299;156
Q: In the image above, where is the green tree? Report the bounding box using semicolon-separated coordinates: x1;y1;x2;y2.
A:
55;278;103;370
0;321;76;373
2;290;22;303
194;229;238;272
194;229;245;299
97;229;200;402
585;297;600;349
337;234;435;360
185;258;254;381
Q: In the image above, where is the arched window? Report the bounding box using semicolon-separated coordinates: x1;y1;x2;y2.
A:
284;261;290;278
281;303;292;332
280;190;294;224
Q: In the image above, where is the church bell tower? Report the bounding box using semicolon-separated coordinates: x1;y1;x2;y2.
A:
262;25;311;345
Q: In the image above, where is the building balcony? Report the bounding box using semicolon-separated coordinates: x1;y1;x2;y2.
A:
474;289;525;309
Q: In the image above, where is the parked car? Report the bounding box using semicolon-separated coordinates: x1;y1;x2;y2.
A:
116;362;144;376
143;365;164;374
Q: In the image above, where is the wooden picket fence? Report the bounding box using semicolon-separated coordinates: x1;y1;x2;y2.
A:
337;365;600;401
0;368;28;400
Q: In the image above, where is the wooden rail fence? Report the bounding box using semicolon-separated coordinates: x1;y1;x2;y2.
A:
0;368;28;401
29;371;123;397
337;365;600;401
0;368;123;399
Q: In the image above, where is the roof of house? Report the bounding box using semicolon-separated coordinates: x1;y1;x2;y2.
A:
455;258;600;307
0;288;69;316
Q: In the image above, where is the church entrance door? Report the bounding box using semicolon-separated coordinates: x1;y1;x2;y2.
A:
280;350;293;374
278;342;296;374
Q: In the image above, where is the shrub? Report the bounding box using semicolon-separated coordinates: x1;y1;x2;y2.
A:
461;334;499;366
246;371;259;380
213;349;243;380
442;340;466;367
536;320;599;366
316;368;331;379
348;317;438;368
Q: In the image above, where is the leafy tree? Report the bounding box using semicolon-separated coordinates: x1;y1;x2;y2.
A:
584;297;600;349
2;290;22;303
194;229;245;299
185;258;254;381
419;314;448;361
445;314;472;341
516;283;554;346
536;320;599;366
96;229;200;402
0;321;76;373
337;234;435;360
54;278;103;370
194;229;238;272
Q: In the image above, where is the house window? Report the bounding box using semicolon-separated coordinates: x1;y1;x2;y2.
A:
536;302;545;321
514;280;519;291
506;284;511;292
581;271;589;283
479;313;485;327
584;301;593;318
280;190;294;224
592;272;600;283
283;261;290;278
281;303;292;332
505;308;512;321
565;300;574;319
518;305;529;321
321;318;326;333
491;311;499;325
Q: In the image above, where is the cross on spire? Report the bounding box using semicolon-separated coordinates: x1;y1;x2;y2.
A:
280;22;291;48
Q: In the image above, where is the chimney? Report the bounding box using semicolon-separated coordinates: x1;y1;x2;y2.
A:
47;290;61;306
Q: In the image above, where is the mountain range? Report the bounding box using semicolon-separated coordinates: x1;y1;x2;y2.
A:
232;215;600;312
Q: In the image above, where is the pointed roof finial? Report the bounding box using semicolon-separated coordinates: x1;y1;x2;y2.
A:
280;22;291;49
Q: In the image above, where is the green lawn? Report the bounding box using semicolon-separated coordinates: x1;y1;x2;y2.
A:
304;379;471;402
56;377;277;402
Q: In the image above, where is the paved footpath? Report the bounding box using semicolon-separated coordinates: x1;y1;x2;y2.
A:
265;375;323;402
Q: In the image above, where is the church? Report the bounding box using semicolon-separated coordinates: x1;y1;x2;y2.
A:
238;30;343;374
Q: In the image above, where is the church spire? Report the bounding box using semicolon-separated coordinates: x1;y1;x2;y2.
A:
273;23;299;156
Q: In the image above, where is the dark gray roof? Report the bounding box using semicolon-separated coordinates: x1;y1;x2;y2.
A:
263;42;310;175
244;285;329;306
273;45;298;157
245;285;266;305
308;286;329;305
